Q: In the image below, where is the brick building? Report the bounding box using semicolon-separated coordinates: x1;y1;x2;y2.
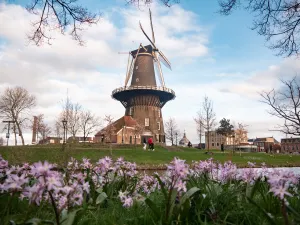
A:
95;116;161;144
205;129;248;150
252;137;279;153
281;137;300;153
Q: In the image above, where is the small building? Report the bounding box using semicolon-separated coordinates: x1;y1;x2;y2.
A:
281;137;300;154
253;137;279;153
38;137;62;144
178;132;191;147
68;136;94;143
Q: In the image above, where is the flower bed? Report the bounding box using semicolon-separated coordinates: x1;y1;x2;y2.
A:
0;155;300;225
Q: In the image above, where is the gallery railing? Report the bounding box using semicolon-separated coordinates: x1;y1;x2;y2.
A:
112;86;175;96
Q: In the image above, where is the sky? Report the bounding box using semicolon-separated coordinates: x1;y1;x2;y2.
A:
0;0;298;145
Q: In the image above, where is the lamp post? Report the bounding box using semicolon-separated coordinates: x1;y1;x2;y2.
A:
62;119;67;144
3;120;15;146
175;132;178;146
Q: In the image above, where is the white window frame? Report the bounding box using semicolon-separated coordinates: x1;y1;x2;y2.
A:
157;122;160;130
158;110;161;118
145;118;149;127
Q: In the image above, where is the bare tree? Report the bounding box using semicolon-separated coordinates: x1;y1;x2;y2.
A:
201;96;216;151
165;117;179;146
234;123;248;155
132;119;145;145
38;116;51;142
0;137;3;146
260;76;300;136
58;96;82;140
218;0;300;57
54;120;62;138
194;110;204;148
25;0;99;45
0;87;36;145
103;115;116;155
67;102;81;139
79;110;101;142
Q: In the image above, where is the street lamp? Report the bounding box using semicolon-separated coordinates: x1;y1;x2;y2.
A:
2;120;15;146
175;132;178;146
62;119;67;144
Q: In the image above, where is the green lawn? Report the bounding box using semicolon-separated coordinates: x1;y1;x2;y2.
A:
1;144;300;168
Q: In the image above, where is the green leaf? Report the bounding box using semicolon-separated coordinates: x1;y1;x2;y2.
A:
61;209;83;225
246;196;277;225
24;218;42;225
179;187;200;207
154;174;167;200
95;187;103;194
286;204;300;221
145;198;160;220
96;192;108;205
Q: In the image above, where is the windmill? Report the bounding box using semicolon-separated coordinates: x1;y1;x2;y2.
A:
123;9;171;88
111;9;176;144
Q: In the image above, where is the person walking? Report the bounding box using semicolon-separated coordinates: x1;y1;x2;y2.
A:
143;137;147;151
148;137;154;151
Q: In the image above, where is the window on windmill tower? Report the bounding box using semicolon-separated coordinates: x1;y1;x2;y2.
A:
157;122;160;130
145;118;149;127
156;134;159;141
158;110;161;117
129;107;133;115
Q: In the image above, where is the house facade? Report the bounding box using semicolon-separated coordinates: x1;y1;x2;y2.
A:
252;137;279;153
281;137;300;153
205;129;248;150
95;116;162;144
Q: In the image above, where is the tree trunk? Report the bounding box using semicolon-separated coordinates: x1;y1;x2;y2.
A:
207;130;210;151
13;124;17;146
15;120;25;145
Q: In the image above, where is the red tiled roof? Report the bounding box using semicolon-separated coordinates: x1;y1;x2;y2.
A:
95;116;138;136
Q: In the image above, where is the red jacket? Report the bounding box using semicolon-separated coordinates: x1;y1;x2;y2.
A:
148;138;153;144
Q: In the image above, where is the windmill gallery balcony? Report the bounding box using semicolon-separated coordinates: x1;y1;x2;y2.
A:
112;85;176;108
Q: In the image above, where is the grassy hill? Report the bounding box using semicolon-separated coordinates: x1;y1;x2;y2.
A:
1;143;300;168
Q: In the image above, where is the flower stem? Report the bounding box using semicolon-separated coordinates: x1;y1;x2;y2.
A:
281;200;289;225
49;191;60;225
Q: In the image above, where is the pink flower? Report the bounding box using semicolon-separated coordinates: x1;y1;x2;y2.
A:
46;175;62;190
82;182;90;194
175;180;187;192
269;184;293;200
31;161;53;176
123;196;133;208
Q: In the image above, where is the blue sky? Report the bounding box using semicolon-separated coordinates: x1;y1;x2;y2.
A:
0;0;297;145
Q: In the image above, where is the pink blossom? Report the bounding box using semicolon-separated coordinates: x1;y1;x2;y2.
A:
123;196;133;208
269;184;293;200
31;161;53;177
46;175;62;190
